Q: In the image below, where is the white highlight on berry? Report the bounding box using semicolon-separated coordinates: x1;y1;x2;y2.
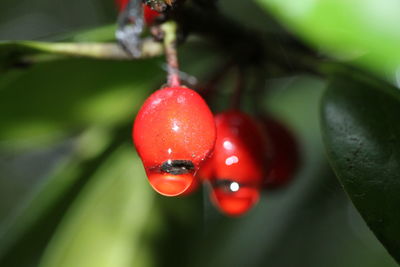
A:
172;120;180;132
225;155;239;166
230;182;240;192
223;140;234;150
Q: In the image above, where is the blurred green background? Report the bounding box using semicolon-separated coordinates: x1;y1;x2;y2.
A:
0;0;398;266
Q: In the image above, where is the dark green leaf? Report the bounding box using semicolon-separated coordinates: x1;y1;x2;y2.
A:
321;76;400;263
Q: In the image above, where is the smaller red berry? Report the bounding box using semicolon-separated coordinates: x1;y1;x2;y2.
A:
133;86;216;197
115;0;160;25
203;111;271;216
262;116;300;189
143;4;160;25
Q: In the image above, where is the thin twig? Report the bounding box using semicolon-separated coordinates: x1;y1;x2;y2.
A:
232;66;246;110
161;21;180;87
2;40;163;60
197;60;235;100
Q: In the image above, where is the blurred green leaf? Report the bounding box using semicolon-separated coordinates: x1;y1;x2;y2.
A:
0;58;162;148
321;76;400;264
256;0;400;82
38;144;154;267
0;127;124;266
66;25;116;43
0;56;163;263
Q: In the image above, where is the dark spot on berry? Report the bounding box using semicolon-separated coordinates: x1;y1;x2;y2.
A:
161;160;194;175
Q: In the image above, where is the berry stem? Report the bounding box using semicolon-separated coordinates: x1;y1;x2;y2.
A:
232;66;245;110
161;21;181;87
252;65;268;115
199;60;235;100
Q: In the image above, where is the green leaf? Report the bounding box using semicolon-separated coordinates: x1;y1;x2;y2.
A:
66;25;116;43
38;144;155;267
256;0;400;82
321;76;400;263
0;58;162;148
0;127;121;266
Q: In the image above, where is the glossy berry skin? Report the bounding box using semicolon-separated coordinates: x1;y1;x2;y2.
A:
133;86;216;197
115;0;160;25
262;116;300;189
211;185;260;217
201;111;271;216
143;5;160;25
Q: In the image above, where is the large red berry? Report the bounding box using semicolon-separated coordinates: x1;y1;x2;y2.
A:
262;116;300;188
204;111;271;216
115;0;160;25
133;86;216;196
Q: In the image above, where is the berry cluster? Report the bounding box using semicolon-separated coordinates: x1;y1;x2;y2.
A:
133;85;299;216
117;0;300;217
198;111;270;216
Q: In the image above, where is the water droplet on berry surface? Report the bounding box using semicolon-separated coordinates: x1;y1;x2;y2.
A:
211;182;260;217
147;171;193;196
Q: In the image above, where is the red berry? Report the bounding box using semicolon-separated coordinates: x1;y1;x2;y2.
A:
204;111;271;216
143;4;160;25
115;0;160;25
133;86;216;197
262;116;300;188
